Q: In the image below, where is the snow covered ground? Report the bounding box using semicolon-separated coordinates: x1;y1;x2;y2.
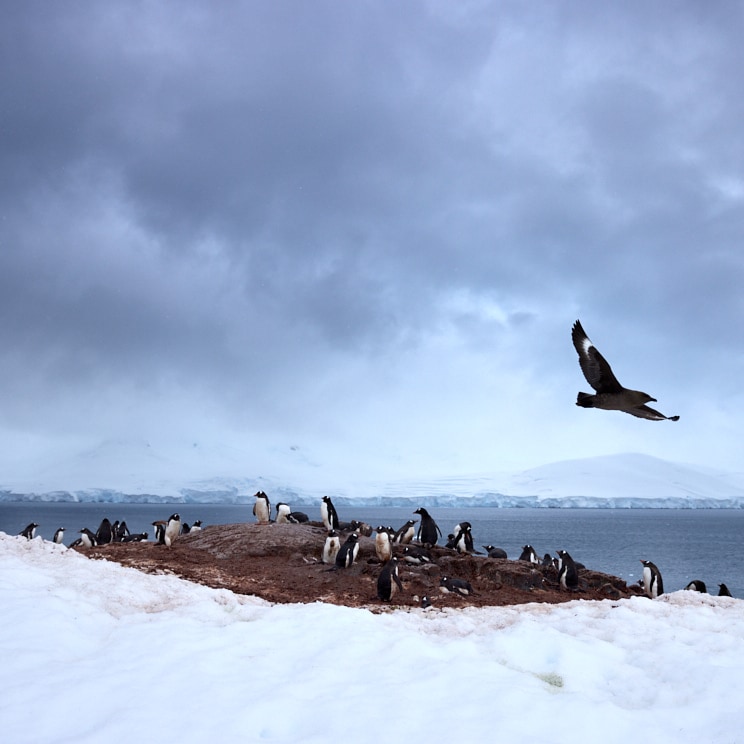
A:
2;534;743;743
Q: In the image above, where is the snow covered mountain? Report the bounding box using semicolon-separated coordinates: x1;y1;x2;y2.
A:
1;440;744;507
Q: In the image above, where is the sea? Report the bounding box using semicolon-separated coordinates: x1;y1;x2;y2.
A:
2;502;742;598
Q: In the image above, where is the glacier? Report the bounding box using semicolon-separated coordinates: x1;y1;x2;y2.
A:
3;446;744;507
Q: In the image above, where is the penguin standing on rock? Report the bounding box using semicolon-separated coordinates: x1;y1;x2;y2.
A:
454;524;476;554
189;520;202;532
377;557;404;602
519;545;538;563
393;520;417;545
640;559;664;598
164;514;181;547
275;503;292;524
719;583;733;597
253;491;271;524
439;576;475;597
19;523;38;539
78;528;98;548
334;533;360;569
414;508;441;547
321;496;340;531
322;531;341;564
374;526;393;563
152;521;166;544
556;550;579;591
53;527;66;544
96;518;113;545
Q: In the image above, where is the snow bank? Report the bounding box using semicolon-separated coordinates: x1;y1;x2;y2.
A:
1;534;743;743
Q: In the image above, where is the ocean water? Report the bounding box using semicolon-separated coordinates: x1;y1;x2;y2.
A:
1;502;741;598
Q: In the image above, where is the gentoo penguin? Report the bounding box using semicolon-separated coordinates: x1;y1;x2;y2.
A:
152;521;166;544
393;520;417;545
288;511;309;523
454;524;475;554
322;530;341;564
519;545;538;563
556;550;579;591
164;513;181;547
482;545;508;559
374;526;393;563
78;528;98;548
414;507;441;547
320;496;340;531
95;518;113;545
718;583;732;597
571;319;679;421
19;523;38;539
350;520;373;537
685;580;707;593
640;559;664;598
181;522;191;534
275;503;292;524
542;553;555;568
377;557;404;602
123;532;148;542
115;521;130;541
402;545;433;565
421;595;432;609
439;576;474;597
53;527;66;544
334;533;360;569
190;520;202;532
253;491;271;524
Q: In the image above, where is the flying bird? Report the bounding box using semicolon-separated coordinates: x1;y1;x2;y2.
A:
571;320;679;421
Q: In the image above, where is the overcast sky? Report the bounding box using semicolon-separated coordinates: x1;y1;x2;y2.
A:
2;1;744;487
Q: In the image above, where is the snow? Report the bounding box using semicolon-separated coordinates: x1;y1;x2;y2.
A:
2;534;744;743
3;448;744;507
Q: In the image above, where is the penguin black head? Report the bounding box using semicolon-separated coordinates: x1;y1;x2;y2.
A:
168;513;181;522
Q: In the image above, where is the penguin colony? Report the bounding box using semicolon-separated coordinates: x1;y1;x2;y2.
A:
14;485;737;605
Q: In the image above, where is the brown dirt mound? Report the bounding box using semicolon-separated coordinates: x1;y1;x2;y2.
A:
79;522;642;610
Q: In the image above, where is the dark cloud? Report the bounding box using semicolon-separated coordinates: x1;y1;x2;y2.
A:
2;1;744;478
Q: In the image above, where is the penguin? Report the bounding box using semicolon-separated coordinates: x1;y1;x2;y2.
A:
78;528;98;548
421;595;432;609
556;550;579;591
275;503;292;524
349;520;373;537
685;580;707;593
322;531;341;565
718;583;732;597
181;523;191;534
190;520;202;532
519;545;539;563
19;523;38;539
115;520;130;541
445;533;458;550
253;491;271;524
414;507;441;547
453;522;471;538
377;557;404;602
393;520;417;545
402;545;433;565
164;513;181;547
288;511;309;523
152;521;166;544
96;518;113;545
454;524;476;554
439;576;474;597
122;532;148;542
111;521;120;540
482;545;507;559
640;559;664;598
334;533;360;569
374;526;393;563
53;527;66;544
542;553;555;568
320;496;340;531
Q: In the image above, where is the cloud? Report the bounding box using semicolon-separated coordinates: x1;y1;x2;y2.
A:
1;1;744;480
